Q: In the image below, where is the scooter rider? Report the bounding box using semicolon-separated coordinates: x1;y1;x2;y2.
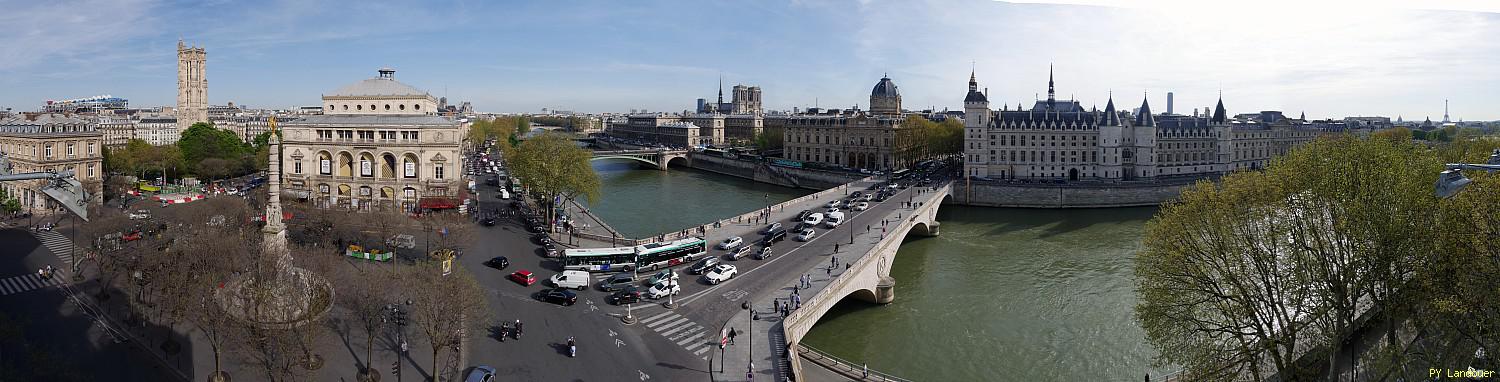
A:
567;336;576;357
514;319;523;338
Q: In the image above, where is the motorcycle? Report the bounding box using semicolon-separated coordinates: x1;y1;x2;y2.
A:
514;320;523;340
567;337;576;358
498;323;508;342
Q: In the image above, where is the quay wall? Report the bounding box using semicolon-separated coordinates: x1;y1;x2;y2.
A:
950;180;1202;208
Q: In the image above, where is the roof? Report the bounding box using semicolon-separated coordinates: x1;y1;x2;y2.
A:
1102;97;1120;126
965;90;988;103
871;76;900;98
1029;100;1085;113
326;70;430;97
287;114;457;126
1135;97;1155;127
1211;98;1228;123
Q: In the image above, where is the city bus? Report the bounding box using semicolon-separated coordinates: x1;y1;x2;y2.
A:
561;237;708;272
890;169;911;180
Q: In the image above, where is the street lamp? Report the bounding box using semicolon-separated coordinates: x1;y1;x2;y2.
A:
1435;150;1500;198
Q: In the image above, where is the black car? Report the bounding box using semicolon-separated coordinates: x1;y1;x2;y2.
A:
794;209;812;222
534;234;552;245
688;258;721;275
484;256;510;269
760;228;787;246
607;287;643;305
599;273;634;291
792;222;811;232
540;288;578;306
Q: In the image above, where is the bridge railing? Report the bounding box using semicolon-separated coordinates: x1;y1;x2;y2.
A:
630;176;876;246
797;344;914;382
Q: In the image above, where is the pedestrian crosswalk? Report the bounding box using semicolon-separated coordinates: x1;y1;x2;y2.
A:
0;273;60;296
35;231;75;266
639;310;716;360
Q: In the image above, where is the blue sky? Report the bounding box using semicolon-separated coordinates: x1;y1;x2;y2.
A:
3;0;1498;120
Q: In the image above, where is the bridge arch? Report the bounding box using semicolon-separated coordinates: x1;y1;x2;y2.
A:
589;155;661;169
665;156;689;169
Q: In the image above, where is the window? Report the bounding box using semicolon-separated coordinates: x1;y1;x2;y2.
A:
404;162;417;177
369;104;376;110
343;105;349;110
360;159;372;176
384;104;391;110
320;158;331;174
404;188;416;198
434;165;445;179
294;161;303;174
414;104;421;110
319;184;330;194
356;104;363;110
87;164;95;179
399;104;406;111
44;145;52;158
328;104;334;110
67;144;75;157
88;143;95;156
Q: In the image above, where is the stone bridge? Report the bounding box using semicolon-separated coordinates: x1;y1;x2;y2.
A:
781;183;952;379
588;149;690;171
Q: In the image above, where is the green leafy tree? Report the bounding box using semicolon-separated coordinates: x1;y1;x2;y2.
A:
753;128;784;151
506;132;599;228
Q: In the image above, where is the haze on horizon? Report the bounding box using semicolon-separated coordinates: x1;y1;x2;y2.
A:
1;0;1497;120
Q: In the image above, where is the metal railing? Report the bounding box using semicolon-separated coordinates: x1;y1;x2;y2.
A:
798;343;913;382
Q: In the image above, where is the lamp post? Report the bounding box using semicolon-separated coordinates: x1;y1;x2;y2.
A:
1435;150;1500;198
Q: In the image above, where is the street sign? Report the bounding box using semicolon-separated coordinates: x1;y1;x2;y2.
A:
442;258;453;276
720;328;729;347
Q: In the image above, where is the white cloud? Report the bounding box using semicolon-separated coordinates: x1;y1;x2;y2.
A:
0;0;159;72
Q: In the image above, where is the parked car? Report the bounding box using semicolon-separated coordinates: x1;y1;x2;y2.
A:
387;234;416;249
508;270;536;286
761;222;782;234
540;288;578;306
853;202;870;211
704;264;738;284
464;366;497;382
121;231;143;242
803;213;824;226
646;281;681;299
646;269;679;286
796;228;817;242
599;273;635;291
128;210;151;220
754;246;773;260
484;256;510;269
607;287;644;305
717;236;744;250
688;257;721;274
725;245;751;260
549;270;590;290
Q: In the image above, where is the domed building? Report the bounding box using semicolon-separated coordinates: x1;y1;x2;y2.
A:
279;68;467;212
781;75;927;171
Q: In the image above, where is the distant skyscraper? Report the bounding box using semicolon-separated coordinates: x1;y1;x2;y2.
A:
1166;92;1174;115
176;39;208;131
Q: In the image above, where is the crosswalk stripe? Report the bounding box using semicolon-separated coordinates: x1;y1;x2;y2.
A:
3;278;20;291
1;279;16;293
641;311;676;325
648;316;687;331
646;314;683;329
24;276;43;289
670;326;704;342
15;276;35;290
659;322;697;337
676;331;705;347
693;345;711;355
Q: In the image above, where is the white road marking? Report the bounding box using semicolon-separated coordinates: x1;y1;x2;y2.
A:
639;370;650;381
651;317;689;331
676;331;705;346
615;338;625;348
641;310;675;324
660;322;698;338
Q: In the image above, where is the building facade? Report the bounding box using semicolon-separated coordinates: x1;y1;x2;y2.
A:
96;115;136;148
279;68;465;212
780;76;925;170
962;69;1326;181
137;117;179;146
176;40;208;132
0;114;104;214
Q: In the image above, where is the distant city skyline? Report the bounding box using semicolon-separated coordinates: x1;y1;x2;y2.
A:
2;0;1498;120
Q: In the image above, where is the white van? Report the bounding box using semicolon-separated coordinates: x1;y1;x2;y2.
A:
498;189;511;200
823;211;845;228
549;270;590;290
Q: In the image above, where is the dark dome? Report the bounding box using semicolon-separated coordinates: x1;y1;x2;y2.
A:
871;76;900;98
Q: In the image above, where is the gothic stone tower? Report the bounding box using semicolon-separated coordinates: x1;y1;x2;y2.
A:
177;39;207;130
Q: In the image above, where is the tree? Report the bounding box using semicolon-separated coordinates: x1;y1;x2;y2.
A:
336;263;395;381
753;128;784;151
506;132;600;229
0;187;20;215
1371;127;1412;142
398;261;490;382
904;116;964;158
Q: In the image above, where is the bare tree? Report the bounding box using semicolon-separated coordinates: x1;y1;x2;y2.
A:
397;260;490;382
337;263;395;381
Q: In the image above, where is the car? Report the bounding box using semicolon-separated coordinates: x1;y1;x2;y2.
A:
480;217;496;226
646;281;681;299
794;209;813;222
534;234;552;245
508;270;536;286
860;194;874;202
542;242;559;257
717;236;744;250
599;273;635;291
726;245;751;260
540;288;578;306
387;234;416;249
464;366;497;382
607;287;644;305
704;264;738;284
760;228;787;246
824;212;845;228
754;246;774;260
826;200;842;209
129;210;151;219
853;202;870;211
792;222;811;232
688;257;721;274
484;256;510;269
761;222;782;234
121;231;143;242
796;228;817;242
803;213;824;226
549;270;590;290
825;207;839;214
646;269;679;286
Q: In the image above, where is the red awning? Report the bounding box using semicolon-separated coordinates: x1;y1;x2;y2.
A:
419;197;459;209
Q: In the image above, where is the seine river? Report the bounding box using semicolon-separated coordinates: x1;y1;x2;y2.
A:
586;161;1172;380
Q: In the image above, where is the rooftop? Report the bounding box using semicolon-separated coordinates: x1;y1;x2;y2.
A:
325;68;431;98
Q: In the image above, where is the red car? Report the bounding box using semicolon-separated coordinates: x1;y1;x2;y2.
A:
121;231;143;242
508;270;536;286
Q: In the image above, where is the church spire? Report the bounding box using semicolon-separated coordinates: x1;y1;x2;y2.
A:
1046;64;1056;110
717;75;724;105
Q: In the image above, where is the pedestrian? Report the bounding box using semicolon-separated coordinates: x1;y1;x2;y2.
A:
863;363;869;378
826;266;832;276
866;225;871;233
793;294;801;309
729;327;737;345
834;243;840;252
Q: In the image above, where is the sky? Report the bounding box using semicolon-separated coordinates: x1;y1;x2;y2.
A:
2;0;1498;120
